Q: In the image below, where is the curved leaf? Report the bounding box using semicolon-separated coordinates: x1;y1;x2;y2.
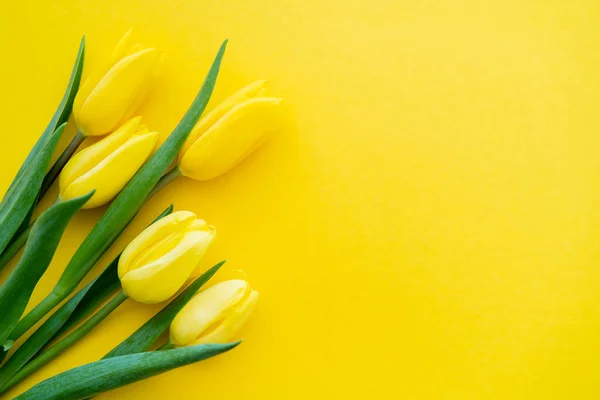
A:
105;261;225;358
0;191;94;345
14;342;240;400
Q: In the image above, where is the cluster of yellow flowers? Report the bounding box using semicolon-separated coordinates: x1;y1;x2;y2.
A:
0;31;272;398
64;31;277;344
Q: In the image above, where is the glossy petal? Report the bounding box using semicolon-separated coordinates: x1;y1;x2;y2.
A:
119;211;198;276
59;117;158;208
170;280;254;346
179;80;267;158
76;48;160;136
179;97;282;181
118;211;216;304
194;290;259;345
73;29;134;125
60;117;141;189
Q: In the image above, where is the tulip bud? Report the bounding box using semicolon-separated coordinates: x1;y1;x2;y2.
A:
118;211;216;304
170;279;259;346
178;80;282;181
59;117;158;209
73;29;161;137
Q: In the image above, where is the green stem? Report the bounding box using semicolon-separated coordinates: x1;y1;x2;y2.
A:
157;342;176;351
10;293;62;341
39;130;85;200
0;291;128;394
147;167;182;200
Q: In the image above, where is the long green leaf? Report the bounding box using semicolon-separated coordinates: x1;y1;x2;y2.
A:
7;36;85;192
0;191;94;345
0;206;174;385
11;40;229;341
104;261;225;359
15;342;240;400
0;123;67;257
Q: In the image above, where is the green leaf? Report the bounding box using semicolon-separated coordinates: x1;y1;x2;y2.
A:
0;191;94;345
10;40;229;342
105;261;225;358
0;206;174;387
0;123;66;257
7;36;85;192
14;342;240;400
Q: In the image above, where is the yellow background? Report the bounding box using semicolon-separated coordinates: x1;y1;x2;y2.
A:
1;0;600;398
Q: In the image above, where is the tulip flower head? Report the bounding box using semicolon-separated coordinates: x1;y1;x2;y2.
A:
73;29;161;137
118;211;216;304
59;117;158;209
178;80;282;181
170;279;259;346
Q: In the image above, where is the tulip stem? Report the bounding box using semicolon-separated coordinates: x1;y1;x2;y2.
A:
157;342;176;351
39;130;85;200
147;167;182;200
0;290;128;394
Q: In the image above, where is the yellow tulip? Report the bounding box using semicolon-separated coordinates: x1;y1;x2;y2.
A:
170;279;259;346
118;211;216;304
59;116;158;209
73;29;161;137
178;80;283;181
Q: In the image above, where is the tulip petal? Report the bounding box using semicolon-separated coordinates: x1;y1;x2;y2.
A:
128;220;208;272
179;80;267;158
118;211;199;277
73;30;133;125
116;50;163;126
179;97;282;181
120;228;215;304
77;48;160;136
63;131;159;208
193;290;259;345
59;117;142;192
169;280;250;346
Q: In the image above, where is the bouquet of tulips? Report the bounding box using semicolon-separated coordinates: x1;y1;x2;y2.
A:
0;30;279;399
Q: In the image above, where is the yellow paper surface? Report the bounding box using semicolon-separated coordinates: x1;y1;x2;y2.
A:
2;0;600;398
